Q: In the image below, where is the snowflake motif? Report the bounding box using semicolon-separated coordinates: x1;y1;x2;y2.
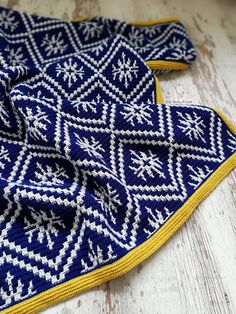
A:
169;48;195;62
166;37;187;50
24;207;65;250
0;145;10;171
0;10;19;31
79;21;104;41
75;134;105;160
41;32;68;56
128;27;144;47
227;131;236;152
177;111;206;142
0;271;36;310
81;238;117;273
137;43;153;54
91;40;108;56
121;103;153;126
30;162;69;186
27;90;54;103
0;100;11;128
21;105;51;142
129;149;165;181
93;17;110;28
72;99;97;114
187;164;213;189
93;183;122;224
144;207;173;238
56;58;84;88
142;25;161;38
112;52;139;88
6;47;27;66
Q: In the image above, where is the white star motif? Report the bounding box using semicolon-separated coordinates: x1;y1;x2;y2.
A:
112;52;139;88
129;149;165;181
41;32;68;56
20;105;51;142
6;47;27;66
121;103;153;126
75;134;105;160
93;183;122;224
56;58;84;87
0;10;18;31
79;21;104;41
187;164;213;189
177;111;206;142
24;207;65;250
128;28;144;46
30;162;69;186
166;36;187;50
0;271;36;309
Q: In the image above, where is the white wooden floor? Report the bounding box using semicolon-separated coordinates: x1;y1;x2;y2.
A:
1;0;235;313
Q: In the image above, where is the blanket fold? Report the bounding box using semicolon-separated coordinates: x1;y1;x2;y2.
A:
0;6;235;314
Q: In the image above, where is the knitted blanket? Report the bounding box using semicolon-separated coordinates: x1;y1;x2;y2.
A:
0;7;235;314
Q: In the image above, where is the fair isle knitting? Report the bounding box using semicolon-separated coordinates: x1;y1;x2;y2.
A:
0;6;235;314
0;7;196;72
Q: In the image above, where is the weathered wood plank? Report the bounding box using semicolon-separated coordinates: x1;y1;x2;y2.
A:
0;0;235;313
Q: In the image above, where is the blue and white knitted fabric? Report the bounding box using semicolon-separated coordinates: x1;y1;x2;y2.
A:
0;7;235;313
0;7;196;71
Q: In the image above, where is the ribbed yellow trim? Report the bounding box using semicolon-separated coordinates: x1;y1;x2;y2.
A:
1;11;233;314
155;76;164;103
72;16;91;22
130;17;179;26
2;109;235;314
145;60;189;70
72;16;179;25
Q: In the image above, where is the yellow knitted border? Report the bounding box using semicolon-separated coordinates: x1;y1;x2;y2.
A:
146;60;189;71
155;76;164;103
130;17;179;26
2;111;235;314
0;11;232;314
73;16;179;25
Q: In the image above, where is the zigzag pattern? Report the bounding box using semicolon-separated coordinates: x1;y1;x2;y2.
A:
0;7;196;70
0;7;235;313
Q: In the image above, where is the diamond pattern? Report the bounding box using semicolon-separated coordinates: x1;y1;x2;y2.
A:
0;7;235;313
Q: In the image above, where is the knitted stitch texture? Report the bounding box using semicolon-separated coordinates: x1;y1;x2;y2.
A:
0;7;196;72
0;6;235;314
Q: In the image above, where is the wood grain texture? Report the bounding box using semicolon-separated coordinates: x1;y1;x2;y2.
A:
0;0;235;313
